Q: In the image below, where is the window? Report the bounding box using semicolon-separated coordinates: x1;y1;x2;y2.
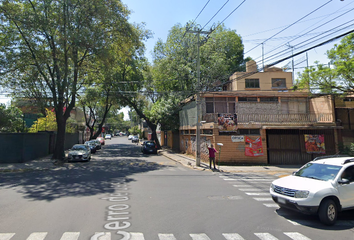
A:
272;78;286;89
202;129;213;135
190;130;196;134
238;97;258;102
260;97;278;102
206;97;236;114
245;79;260;88
239;129;260;135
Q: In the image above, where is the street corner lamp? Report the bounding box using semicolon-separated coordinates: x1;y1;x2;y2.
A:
217;143;223;170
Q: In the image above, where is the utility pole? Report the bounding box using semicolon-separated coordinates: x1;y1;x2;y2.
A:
187;26;212;167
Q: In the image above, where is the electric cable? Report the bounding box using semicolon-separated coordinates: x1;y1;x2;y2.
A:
245;0;334;55
201;0;229;30
262;5;354;62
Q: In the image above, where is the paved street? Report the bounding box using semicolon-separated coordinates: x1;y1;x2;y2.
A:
1;137;354;240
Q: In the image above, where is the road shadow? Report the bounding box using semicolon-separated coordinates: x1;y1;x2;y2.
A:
0;142;167;202
275;207;354;230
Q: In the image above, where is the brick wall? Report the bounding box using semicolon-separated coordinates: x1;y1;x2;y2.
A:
180;131;268;165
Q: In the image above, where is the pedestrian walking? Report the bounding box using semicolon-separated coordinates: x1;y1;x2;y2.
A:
207;144;218;170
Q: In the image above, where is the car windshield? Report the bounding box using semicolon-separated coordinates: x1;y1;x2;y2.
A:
294;163;342;181
72;145;86;151
146;142;155;147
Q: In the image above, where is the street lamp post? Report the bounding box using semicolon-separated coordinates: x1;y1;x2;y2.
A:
196;120;206;166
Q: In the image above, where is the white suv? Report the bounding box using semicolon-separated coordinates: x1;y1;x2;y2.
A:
270;156;354;225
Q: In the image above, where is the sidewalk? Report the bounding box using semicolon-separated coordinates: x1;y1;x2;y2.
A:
0;148;300;176
160;147;300;177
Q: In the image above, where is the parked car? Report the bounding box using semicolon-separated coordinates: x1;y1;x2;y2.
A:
270;156;354;225
128;135;134;140
141;141;157;154
92;139;101;150
105;134;112;140
84;140;97;153
67;144;91;162
131;135;139;143
97;137;105;145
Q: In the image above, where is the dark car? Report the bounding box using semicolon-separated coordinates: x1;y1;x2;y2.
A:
92;139;101;150
84;140;97;153
141;141;157;154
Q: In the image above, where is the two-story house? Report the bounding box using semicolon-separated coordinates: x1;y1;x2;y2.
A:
179;60;340;165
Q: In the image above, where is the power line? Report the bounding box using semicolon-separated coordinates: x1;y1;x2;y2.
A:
245;0;334;55
201;0;230;30
214;0;247;31
193;0;210;24
261;6;354;62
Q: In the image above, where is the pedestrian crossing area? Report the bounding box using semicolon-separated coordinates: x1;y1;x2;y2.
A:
0;231;314;240
219;173;279;208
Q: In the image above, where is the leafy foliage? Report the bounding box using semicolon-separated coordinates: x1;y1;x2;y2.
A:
0;0;139;159
28;108;75;133
0;103;23;132
295;33;354;94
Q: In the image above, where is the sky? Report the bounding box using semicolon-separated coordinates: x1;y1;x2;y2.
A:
2;0;354;120
124;0;354;71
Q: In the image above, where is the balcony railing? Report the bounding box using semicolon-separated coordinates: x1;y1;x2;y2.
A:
204;113;334;124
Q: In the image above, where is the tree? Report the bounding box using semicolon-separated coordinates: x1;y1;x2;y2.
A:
28;108;76;133
133;22;249;147
79;87;115;140
0;0;135;161
0;103;24;132
295;33;354;94
152;22;247;95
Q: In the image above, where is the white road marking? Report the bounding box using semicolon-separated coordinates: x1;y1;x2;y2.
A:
263;203;279;208
130;232;145;240
254;232;279;240
59;232;80;240
222;233;246;240
254;198;272;201
27;232;48;240
239;188;262;191
158;233;177;240
284;232;312;240
0;233;15;240
232;185;251;187
190;233;211;240
246;192;270;196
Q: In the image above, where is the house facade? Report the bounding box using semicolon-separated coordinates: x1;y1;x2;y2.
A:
179;61;341;165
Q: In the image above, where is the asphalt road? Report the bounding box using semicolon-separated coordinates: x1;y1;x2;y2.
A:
1;137;354;240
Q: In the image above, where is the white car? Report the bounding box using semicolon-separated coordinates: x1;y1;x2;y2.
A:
67;144;91;162
128;135;134;140
270;155;354;225
105;134;112;140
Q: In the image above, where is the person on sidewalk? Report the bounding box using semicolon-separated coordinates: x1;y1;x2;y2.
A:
207;144;218;170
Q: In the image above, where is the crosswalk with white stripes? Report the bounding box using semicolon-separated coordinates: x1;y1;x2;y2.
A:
0;231;313;240
219;173;279;208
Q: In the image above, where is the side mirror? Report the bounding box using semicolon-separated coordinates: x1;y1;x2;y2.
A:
338;178;350;185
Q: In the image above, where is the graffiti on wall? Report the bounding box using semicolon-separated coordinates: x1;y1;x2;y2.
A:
304;134;325;154
218;113;237;132
245;136;264;157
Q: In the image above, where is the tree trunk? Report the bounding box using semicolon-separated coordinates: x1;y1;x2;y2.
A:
146;121;161;149
52;114;67;161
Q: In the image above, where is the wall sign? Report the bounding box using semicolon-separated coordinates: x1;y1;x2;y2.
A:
231;135;244;142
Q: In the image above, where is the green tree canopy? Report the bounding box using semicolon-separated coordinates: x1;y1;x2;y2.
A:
0;0;139;160
0;103;23;132
295;33;354;94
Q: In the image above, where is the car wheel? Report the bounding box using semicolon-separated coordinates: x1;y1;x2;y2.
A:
318;199;337;225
